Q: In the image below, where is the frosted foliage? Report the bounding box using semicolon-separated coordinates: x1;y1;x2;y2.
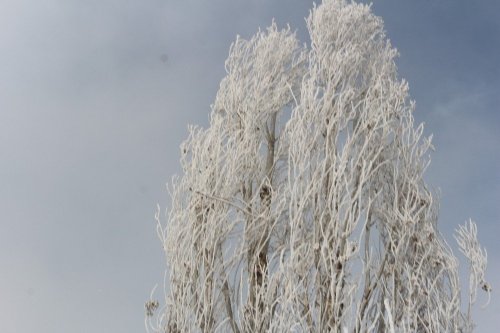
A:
454;220;491;331
148;1;490;332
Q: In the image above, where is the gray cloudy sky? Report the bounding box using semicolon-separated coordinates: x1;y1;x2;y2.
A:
1;1;498;332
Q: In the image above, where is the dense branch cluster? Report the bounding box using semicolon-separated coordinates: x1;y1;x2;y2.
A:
148;0;490;332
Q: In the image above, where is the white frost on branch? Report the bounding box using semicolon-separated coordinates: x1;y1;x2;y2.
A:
150;0;490;332
455;220;491;310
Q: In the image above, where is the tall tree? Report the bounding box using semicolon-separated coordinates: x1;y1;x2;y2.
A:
148;1;490;332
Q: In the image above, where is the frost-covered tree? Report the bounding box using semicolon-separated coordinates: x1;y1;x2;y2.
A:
148;1;490;332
